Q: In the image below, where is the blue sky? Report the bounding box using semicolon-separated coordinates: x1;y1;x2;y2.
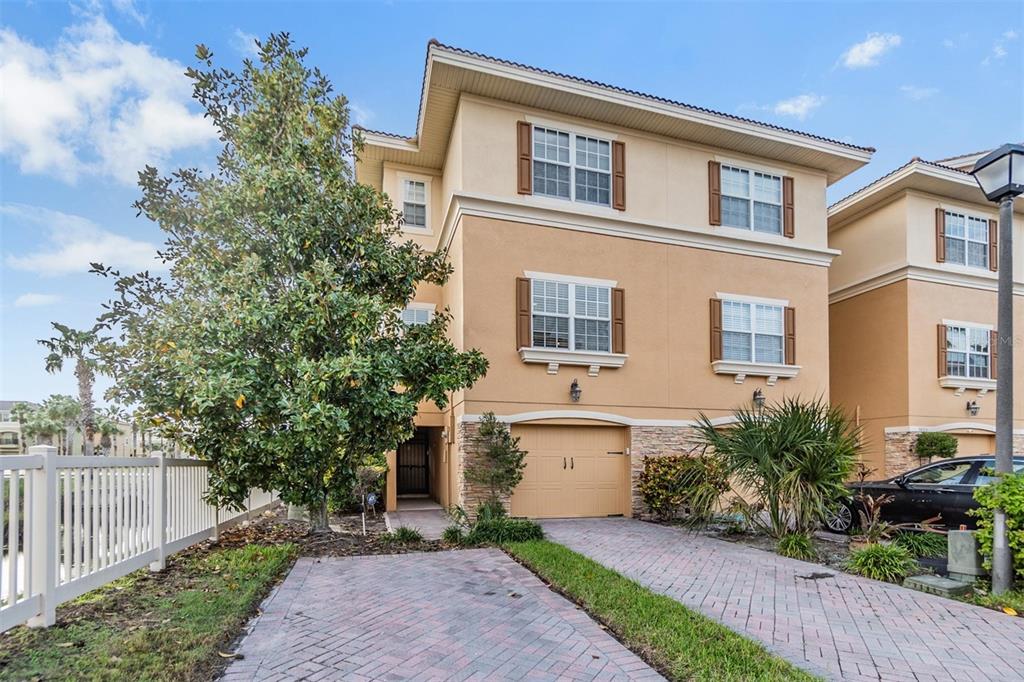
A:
1;0;1022;404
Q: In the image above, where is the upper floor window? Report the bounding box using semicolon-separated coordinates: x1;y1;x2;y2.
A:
943;211;989;269
533;126;611;207
0;432;18;446
401;305;433;326
531;279;611;352
402;180;427;229
720;165;783;234
945;324;990;378
722;298;785;364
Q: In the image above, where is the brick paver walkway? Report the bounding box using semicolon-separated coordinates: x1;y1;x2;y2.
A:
225;548;662;681
543;518;1024;682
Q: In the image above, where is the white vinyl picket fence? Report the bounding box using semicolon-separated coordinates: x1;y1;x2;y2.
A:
1;445;278;632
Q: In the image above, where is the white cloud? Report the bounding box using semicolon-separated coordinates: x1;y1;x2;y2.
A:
231;29;260;58
1005;30;1019;41
772;94;825;120
14;293;61;308
349;101;374;126
943;38;956;48
900;85;939;101
984;29;1019;65
840;33;902;68
0;13;217;185
2;203;165;276
110;0;147;26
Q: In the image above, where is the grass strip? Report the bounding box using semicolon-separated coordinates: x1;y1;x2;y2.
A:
1;543;296;681
505;540;818;682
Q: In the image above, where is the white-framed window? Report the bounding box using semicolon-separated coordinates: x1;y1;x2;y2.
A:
402;179;427;229
400;305;433;326
531;278;611;352
720;165;783;234
533;126;611;207
721;298;785;364
944;211;989;269
945;324;990;378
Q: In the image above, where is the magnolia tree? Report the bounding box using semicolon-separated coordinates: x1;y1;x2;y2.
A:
95;34;487;528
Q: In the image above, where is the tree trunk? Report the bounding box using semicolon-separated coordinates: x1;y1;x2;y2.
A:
76;358;96;456
308;496;329;532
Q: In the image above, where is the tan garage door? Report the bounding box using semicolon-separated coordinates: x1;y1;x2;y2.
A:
509;424;629;518
954;433;995;456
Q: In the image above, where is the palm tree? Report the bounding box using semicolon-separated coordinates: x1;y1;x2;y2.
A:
95;407;126;454
39;323;104;456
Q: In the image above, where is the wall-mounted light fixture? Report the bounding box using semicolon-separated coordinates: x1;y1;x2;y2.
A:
752;388;766;411
966;400;980;417
569;378;582;402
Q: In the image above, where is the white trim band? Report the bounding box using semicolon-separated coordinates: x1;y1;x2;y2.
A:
461;411;739;428
712;360;800;386
519;348;628;376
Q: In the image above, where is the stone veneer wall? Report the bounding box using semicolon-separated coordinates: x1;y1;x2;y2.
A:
883;431;1024;478
629;425;705;518
456;421;508;517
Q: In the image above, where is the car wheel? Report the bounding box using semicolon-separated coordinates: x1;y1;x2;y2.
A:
823;502;855;534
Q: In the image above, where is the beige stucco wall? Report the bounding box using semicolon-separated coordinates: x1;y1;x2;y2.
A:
828;195;909;294
457;215;830;421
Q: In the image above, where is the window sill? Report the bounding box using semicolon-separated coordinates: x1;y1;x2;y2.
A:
712;360;800;386
519;348;627;376
938;375;996;396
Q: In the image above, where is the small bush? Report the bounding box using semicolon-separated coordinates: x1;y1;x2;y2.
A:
970;471;1024;580
845;543;917;583
893;531;947;558
777;533;817;561
441;525;465;545
381;526;423;544
914;432;958;459
466;518;544;545
637;455;729;522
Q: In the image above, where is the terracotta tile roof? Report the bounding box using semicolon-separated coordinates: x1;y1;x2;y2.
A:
829;157;973;210
358;39;876;154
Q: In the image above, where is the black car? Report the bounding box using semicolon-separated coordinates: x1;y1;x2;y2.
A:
824;455;1024;533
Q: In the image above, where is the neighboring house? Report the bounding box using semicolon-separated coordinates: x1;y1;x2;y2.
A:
0;400;37;453
828;152;1024;478
356;41;873;517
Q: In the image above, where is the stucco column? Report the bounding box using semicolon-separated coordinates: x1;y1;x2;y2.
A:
385;450;397;512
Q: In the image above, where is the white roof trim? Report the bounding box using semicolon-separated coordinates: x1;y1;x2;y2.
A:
461;411;738;428
884;422;1021;435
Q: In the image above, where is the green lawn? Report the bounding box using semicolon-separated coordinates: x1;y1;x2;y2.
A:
0;543;296;681
506;540;818;682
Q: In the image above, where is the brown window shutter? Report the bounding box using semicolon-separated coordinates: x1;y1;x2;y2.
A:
611;288;625;353
935;208;946;263
782;177;795;238
516;277;532;349
708;161;722;226
709;298;723;361
989;219;998;272
937;324;948;377
784;307;796;365
990;329;998;379
517;121;532;195
612;141;626;211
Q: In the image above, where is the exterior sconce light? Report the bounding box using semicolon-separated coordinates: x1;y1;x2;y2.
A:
569;378;582;402
966;400;980;417
752;388;766;411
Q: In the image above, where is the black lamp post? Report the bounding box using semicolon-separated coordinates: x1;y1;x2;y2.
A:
971;143;1024;595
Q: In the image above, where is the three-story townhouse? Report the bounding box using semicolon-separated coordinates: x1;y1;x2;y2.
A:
356;41;873;517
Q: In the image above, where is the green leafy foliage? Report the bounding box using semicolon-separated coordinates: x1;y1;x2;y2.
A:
465;412;527;514
893;531;947;558
637;455;730;522
465;518;544;545
441;525;465;545
777;533;817;561
970;471;1024;580
844;543;917;583
381;527;424;544
93;34;487;527
914;432;958;459
695;397;860;538
38;323;105;456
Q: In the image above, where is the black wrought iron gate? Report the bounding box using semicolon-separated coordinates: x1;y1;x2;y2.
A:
397;430;429;495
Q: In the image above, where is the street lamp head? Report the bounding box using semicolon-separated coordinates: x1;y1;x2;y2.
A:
971;143;1024;202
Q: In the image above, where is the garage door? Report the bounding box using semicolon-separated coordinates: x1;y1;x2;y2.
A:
509;424;629;518
954;433;995;456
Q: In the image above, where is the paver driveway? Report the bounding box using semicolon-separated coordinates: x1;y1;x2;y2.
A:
224;548;662;681
543;518;1024;682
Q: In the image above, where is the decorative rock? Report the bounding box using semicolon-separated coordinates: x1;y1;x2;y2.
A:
903;574;972;597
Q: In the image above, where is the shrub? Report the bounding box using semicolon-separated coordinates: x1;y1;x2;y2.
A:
441;525;465;545
777;533;817;561
637;455;729;522
845;543;917;583
695;397;860;538
465;412;528;514
893;531;947;558
914;432;958;459
970;471;1024;580
465;518;544;545
381;526;423;544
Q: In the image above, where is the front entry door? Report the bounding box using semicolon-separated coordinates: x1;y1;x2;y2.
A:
397;431;429;495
